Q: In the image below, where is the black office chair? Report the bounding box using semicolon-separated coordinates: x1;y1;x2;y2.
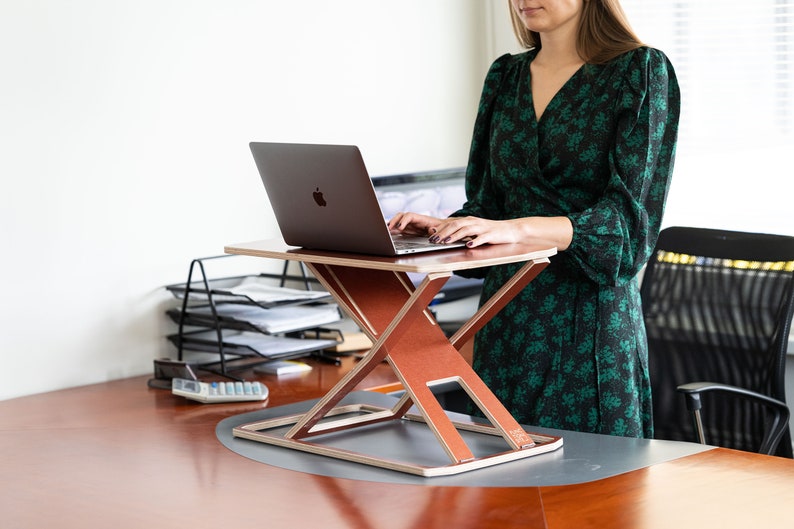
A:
641;226;794;457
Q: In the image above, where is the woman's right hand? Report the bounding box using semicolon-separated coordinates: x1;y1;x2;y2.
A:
387;212;443;237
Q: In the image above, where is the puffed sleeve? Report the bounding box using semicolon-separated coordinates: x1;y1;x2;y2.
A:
453;53;514;220
566;48;680;286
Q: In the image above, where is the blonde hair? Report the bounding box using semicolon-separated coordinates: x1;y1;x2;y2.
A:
508;0;643;64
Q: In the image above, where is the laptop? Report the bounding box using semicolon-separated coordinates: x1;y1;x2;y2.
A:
249;142;467;256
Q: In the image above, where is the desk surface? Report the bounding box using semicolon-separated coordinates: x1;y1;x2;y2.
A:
2;358;794;529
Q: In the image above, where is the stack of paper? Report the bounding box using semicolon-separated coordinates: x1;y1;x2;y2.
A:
191;303;341;333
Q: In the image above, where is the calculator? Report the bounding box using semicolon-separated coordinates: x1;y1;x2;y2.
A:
171;378;269;404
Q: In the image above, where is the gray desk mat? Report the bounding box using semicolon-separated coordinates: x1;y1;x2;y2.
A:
216;391;711;487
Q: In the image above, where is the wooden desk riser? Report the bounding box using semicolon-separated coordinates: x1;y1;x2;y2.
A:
224;239;562;476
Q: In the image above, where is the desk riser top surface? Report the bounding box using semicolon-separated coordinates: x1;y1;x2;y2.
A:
224;238;557;273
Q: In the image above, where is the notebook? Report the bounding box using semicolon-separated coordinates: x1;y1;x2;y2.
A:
249;142;467;256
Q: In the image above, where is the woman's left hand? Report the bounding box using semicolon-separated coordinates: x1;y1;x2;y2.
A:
424;216;527;248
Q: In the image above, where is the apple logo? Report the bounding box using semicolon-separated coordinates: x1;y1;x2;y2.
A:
313;187;327;207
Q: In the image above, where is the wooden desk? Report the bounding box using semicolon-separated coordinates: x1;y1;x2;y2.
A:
2;361;793;529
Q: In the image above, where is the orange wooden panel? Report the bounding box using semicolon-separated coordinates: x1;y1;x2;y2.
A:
539;448;794;528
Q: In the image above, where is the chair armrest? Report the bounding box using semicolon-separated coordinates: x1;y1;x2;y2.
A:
676;381;790;455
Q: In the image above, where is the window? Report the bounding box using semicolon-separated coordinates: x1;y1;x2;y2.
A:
622;1;794;236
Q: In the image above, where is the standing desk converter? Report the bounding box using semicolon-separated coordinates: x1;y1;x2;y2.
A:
224;239;562;477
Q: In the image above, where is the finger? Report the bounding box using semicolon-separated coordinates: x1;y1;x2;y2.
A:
387;212;408;230
431;221;483;244
465;235;486;248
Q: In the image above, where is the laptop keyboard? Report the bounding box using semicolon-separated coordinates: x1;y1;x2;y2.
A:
391;235;466;252
393;239;437;250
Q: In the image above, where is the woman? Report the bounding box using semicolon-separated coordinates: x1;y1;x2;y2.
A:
388;0;680;437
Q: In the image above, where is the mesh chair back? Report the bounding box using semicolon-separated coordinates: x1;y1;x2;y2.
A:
641;227;794;457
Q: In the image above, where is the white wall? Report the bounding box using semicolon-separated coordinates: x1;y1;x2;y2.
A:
0;0;507;400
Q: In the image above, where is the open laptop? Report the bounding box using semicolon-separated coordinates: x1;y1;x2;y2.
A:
249;142;467;256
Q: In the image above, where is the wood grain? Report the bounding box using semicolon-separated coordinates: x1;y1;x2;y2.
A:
2;361;793;528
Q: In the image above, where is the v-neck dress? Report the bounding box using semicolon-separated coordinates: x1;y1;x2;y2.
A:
454;47;680;437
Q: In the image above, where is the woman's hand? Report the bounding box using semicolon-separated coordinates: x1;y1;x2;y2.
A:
388;213;520;248
387;212;444;237
425;216;527;248
389;212;574;250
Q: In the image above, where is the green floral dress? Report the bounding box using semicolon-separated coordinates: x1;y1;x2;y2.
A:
454;47;680;438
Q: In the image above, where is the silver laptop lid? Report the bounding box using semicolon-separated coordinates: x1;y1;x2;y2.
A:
250;142;399;256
